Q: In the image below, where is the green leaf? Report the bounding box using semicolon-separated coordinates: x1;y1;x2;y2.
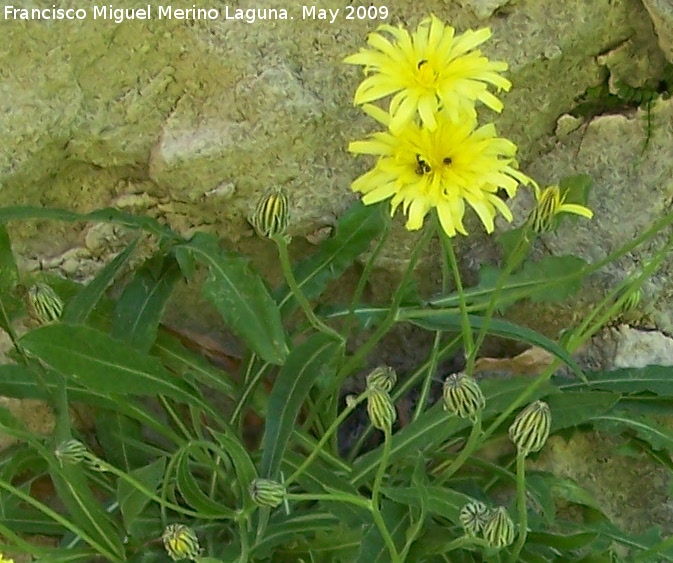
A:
560;174;592;207
382;486;472;524
19;324;203;404
175;448;236;519
0;224;21;331
275;201;386;317
210;430;258;510
0;205;181;242
117;457;166;532
356;500;408;563
176;232;287;365
497;226;531;264
96;412;149;471
62;240;138;324
593;413;673;454
560;365;673;397
402;310;585;381
527;530;598;551
112;255;181;352
49;462;125;560
546;391;620;431
261;333;341;479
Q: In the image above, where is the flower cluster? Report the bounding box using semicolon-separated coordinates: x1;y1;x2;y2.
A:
346;15;530;237
346;16;593;238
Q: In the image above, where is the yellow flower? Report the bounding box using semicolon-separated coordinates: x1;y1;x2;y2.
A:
0;555;15;563
349;105;531;237
344;15;511;131
529;184;593;233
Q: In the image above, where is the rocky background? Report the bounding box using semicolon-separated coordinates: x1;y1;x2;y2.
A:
2;0;673;538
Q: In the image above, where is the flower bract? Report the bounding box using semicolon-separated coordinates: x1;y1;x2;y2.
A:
344;15;511;131
349;105;531;237
529;183;593;233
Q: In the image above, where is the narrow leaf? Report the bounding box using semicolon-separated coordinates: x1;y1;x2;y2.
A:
19;324;202;404
112;255;181;352
560;365;673;397
0;224;21;330
62;239;138;324
276;201;386;317
117;458;166;532
356;500;408;563
546;391;620;431
176;233;287;365
261;333;341;479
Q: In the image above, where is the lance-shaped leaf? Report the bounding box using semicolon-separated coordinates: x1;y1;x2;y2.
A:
0;225;21;331
275;201;386;317
176;233;287;365
261;333;341;479
112;254;181;352
19;324;202;404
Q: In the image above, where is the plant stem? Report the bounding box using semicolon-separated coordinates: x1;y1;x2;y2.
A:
413;330;442;422
509;453;528;562
285;391;368;486
433;414;482;486
370;428;400;563
274;235;343;342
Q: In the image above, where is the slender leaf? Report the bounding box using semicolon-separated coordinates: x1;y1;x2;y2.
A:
0;205;181;241
356;500;408;563
117;458;167;532
275;201;386;317
0;224;21;331
96;412;149;471
112;255;181;352
62;239;138;324
546;391;620;432
210;430;258;510
382;486;472;524
261;333;341;479
593;413;673;454
176;232;287;365
19;324;202;404
402;311;585;380
560;365;673;397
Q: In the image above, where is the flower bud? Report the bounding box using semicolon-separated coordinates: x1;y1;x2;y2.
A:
483;506;515;548
529;185;561;234
459;500;490;536
162;524;202;561
249;478;286;508
365;366;397;393
251;188;289;239
508;400;551;456
55;439;88;466
25;282;63;324
367;387;397;432
442;372;485;420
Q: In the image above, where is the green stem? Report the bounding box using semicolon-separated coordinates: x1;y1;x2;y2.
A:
274;235;343;342
370;428;400;563
509;454;528;562
230;361;269;426
237;513;250;562
439;225;475;366
286;392;368;486
433;414;482;486
413;330;442;422
286;492;370;509
0;477;123;562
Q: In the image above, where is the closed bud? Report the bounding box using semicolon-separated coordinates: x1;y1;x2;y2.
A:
442;372;485;421
162;524;202;561
25;283;63;324
529;185;561;234
55;439;88;466
508;400;551;456
249;478;286;508
366;366;397;393
367;387;397;432
459;501;490;536
251;188;289;239
483;506;515;548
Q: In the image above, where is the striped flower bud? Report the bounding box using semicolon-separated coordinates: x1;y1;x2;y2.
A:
442;372;485;421
483;506;515;548
249;478;286;508
366;366;397;393
25;282;63;324
55;439;89;466
529;185;561;234
162;524;202;561
250;188;289;239
508;400;551;456
367;386;397;432
459;500;490;536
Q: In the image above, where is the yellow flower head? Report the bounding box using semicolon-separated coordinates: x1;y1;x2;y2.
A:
344;15;511;131
0;556;14;563
529;184;593;233
349;105;531;237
